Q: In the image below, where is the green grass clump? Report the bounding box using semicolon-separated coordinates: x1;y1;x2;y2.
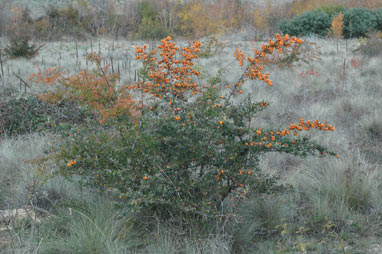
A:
41;200;138;254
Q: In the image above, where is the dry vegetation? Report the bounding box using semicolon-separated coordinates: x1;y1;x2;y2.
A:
1;0;382;254
1;34;381;254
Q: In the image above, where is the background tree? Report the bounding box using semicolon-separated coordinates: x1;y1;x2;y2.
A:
330;12;344;53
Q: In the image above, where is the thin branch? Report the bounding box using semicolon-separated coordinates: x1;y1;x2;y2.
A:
13;72;31;88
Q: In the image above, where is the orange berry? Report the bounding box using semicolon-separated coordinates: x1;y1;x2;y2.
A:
144;176;148;180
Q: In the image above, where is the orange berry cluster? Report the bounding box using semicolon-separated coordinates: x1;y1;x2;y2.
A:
288;118;335;132
244;118;333;149
216;169;225;181
66;160;77;167
234;34;303;87
131;36;201;100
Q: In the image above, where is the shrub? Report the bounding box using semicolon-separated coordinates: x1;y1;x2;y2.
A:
5;37;43;59
46;5;80;30
136;1;171;40
279;10;331;37
37;35;337;222
137;22;172;40
33;16;54;41
4;7;43;58
374;8;382;32
0;95;92;136
343;8;377;38
355;33;382;57
30;55;137;126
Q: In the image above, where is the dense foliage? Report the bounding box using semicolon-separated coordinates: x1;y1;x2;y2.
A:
279;10;332;37
280;7;382;38
343;8;377;38
373;8;382;32
0;96;92;136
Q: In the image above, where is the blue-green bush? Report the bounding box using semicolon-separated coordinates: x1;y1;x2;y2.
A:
279;10;331;37
343;8;377;38
279;7;382;38
374;8;382;32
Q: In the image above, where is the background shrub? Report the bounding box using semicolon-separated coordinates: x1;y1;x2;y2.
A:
5;36;43;59
279;10;331;37
43;5;86;39
0;96;92;136
4;6;43;58
136;1;171;40
374;8;382;32
343;8;377;38
355;34;382;58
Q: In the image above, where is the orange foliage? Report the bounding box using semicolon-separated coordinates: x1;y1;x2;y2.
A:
30;53;138;125
330;12;344;39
